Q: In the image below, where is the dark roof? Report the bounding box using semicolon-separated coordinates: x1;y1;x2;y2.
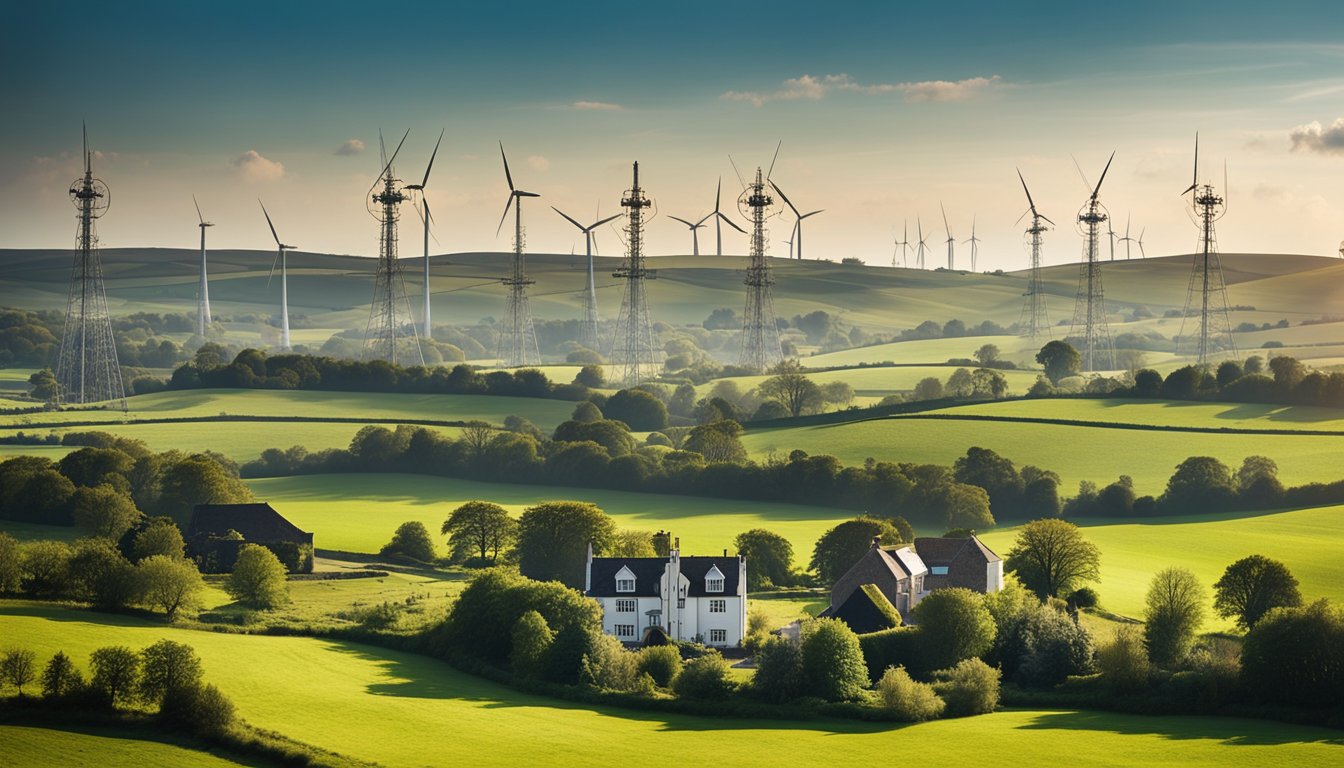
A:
681;556;741;597
914;535;1001;566
188;503;312;544
829;583;902;635
587;557;665;597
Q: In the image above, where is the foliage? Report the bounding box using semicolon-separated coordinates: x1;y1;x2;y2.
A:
1036;341;1081;384
636;645;682;688
90;645;140;706
734;528;793;589
672;649;736;700
988;596;1094;687
442;500;516;566
800;618;869;701
1096;624;1151;692
380;520;437;562
72;484;142;540
69;538;138;609
579;632;644;692
603;389;669;431
509;610;554;679
1004;518;1101;599
516;501;616;589
912;588;996;672
139;639;203;706
750;635;803;703
809;516;905;584
226;544;290;609
159;681;236;735
137;554;206;619
683;419;747;463
758;360;825;417
931;658;1000;717
876;665;945;721
40;651;83;699
129;516;186;562
1144;567;1206;668
1161;456;1236;513
1212;554;1302;629
19;540;73;596
608;529;656;557
0;648;37;695
544;623;599;685
437;569;602;664
0;532;20;593
1240;599;1344;708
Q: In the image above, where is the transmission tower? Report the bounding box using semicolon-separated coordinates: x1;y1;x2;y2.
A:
610;162;659;385
738;166;783;372
56;126;124;408
363;131;424;366
1016;170;1053;342
495;143;541;367
1176;135;1236;365
1068;152;1117;372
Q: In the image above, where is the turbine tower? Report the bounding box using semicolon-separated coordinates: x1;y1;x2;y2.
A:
553;206;620;350
963;215;980;271
364;130;424;366
708;177;746;255
769;179;822;260
915;218;930;269
192;195;213;336
1177;134;1237;365
259;201;295;351
610;161;659;385
1068;152;1117;372
1016;169;1054;342
737;159;784;372
403;129;443;337
56;125;124;407
668;214;708;255
495;142;541;367
940;203;956;270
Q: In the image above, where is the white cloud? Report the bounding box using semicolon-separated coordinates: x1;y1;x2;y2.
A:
572;100;622;111
722;73;1003;106
1288;117;1344;155
527;155;549;171
334;139;365;156
231;149;285;182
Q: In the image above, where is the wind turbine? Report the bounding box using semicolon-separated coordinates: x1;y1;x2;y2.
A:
708;177;745;255
892;221;911;267
259;200;295;351
552;206;621;349
768;179;822;260
962;215;981;271
192;195;213;336
940;202;956;270
668;214;709;255
1136;227;1146;258
495;142;543;366
915;218;930;269
1117;214;1135;260
1106;218;1117;261
403;128;443;335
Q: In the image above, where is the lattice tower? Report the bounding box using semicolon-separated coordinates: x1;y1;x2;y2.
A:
738;167;783;372
1177;182;1236;365
364;151;424;366
1019;214;1052;342
610;162;659;385
1069;197;1115;371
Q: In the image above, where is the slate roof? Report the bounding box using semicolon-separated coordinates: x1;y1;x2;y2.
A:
913;535;1001;566
681;556;742;597
884;546;929;578
587;557;665;597
187;503;312;544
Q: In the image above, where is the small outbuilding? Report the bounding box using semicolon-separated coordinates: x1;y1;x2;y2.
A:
186;502;314;573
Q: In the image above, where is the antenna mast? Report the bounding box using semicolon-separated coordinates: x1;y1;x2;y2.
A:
364;131;424;366
1177;135;1236;365
1068;153;1116;372
610;161;659;385
738;166;783;372
1016;170;1052;342
495;143;541;367
56;125;124;408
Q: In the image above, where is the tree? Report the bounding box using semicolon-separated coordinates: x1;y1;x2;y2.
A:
672;650;735;700
571;400;602;423
226;544;289;608
139;640;203;706
734;529;793;589
41;651;83;699
137;555;205;619
1240;600;1344;708
130;516;186;561
809;516;905;584
1213;555;1302;630
1143;567;1205;667
69;539;138;609
574;365;605;388
72;484;142;540
1133;368;1162;397
0;649;36;695
1036;340;1081;384
602;389;668;431
516;501;616;589
1161;456;1236;512
90;646;140;706
953;447;1022;517
1096;624;1151;692
442;501;516;566
19;540;72;596
156;454;253;524
913;377;944;401
1235;456;1278;493
0;532;20;593
820;381;855;408
913;588;997;671
800;618;869;701
380;521;437;562
683;420;747;463
58;447;135;489
758;360;824;417
1004;518;1101;599
510;610;554;679
28;369;59;402
607;529;656;557
750;635;803;703
974;344;1001;365
932;657;1001;717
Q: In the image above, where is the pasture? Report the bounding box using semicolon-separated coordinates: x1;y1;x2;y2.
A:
947;397;1344;432
0;725;254;768
4;601;1341;767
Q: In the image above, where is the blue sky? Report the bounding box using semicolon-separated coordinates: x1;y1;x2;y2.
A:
4;1;1344;268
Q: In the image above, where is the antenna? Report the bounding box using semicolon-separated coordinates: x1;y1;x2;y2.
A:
495;142;541;366
56;124;124;409
363;128;424;366
737;161;784;372
554;205;621;349
610;161;659;385
192;194;214;336
1016;168;1052;342
1176;133;1236;365
404;128;444;336
1068;153;1117;372
258;200;295;351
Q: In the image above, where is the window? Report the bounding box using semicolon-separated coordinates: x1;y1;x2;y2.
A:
709;599;726;613
616;578;635;593
931;566;949;576
677;598;685;609
706;578;724;593
616;599;636;613
709;629;726;643
647;612;662;627
615;624;636;639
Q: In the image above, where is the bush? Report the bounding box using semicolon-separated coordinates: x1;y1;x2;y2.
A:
1068;587;1099;610
636;645;682;688
931;658;1000;716
876;665;945;721
160;682;235;734
579;632;643;692
800;618;869;701
226;544;289;609
1240;599;1344;708
1096;624;1151;692
750;635;803;703
544;623;600;686
380;520;437;562
510;610;554;680
913;588;996;672
858;627;922;681
993;601;1094;687
672;649;736;700
436;569;602;664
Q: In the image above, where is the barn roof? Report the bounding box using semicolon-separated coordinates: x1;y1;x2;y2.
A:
187;503;312;544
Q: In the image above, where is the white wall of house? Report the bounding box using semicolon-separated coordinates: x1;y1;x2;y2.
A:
987;560;1004;592
598;596;664;642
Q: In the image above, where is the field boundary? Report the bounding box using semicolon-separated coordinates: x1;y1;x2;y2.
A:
0;414;477;432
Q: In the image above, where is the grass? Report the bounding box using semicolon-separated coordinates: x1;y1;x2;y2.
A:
699;365;1043;398
948;398;1344;432
4;601;1341;767
0;724;256;767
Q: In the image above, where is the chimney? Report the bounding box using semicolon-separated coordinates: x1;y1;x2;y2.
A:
584;540;593;593
871;536;882;550
723;548;727;557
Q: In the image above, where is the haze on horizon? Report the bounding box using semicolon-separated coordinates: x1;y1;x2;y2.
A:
3;1;1344;271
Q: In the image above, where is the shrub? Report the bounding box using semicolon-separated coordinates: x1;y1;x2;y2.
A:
226;544;289;609
750;635;803;703
858;627;923;681
672;650;736;700
636;645;682;688
1240;599;1344;708
437;569;602;664
160;682;235;734
544;623;599;686
1067;587;1099;610
41;651;84;699
800;618;869;701
1096;624;1151;692
510;610;554;680
90;646;140;706
579;632;643;692
912;588;996;672
380;520;437;562
994;601;1094;687
931;658;1000;717
876;665;945;722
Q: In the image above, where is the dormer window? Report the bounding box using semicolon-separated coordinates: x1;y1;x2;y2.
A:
705;565;725;593
615;565;636;593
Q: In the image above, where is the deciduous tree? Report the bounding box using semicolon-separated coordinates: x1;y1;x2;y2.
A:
516;501;616;589
442;501;516;566
1004;518;1101;599
226;544;289;608
137;555;205;619
1143;567;1205;667
1213;554;1302;629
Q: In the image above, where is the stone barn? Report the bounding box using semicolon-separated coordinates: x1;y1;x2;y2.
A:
186;502;314;573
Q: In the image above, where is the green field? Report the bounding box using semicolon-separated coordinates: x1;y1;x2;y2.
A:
949;398;1344;432
700;364;1043;398
0;724;256;768
4;601;1340;767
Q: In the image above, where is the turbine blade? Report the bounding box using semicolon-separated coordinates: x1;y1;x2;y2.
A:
767;139;782;180
668;215;694;228
499;141;514;191
259;200;281;247
718;212;746;234
1093;151;1116;200
193;194;204;224
1190;132;1199;195
496;195;515;237
376;128;410;183
1040;214;1056;226
421;128;444;189
266;249;280;288
769;180;798;215
715;177;721;212
1017;168;1038;215
940;201;950;235
552;206;585;231
592;214;621;228
801;209;823;219
516;191;540;198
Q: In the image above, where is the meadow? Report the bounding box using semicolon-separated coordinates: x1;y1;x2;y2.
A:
947;397;1344;432
4;601;1341;767
0;725;257;768
699;364;1043;399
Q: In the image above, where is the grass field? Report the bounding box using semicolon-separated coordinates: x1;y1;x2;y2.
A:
0;724;256;768
4;601;1340;767
700;365;1043;398
948;398;1344;432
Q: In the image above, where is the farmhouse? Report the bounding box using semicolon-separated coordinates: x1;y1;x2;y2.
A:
585;538;747;648
186;502;315;574
821;533;1003;630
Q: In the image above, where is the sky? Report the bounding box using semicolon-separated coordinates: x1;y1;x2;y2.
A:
3;1;1344;271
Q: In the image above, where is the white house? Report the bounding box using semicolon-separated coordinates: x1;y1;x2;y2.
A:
584;538;747;648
